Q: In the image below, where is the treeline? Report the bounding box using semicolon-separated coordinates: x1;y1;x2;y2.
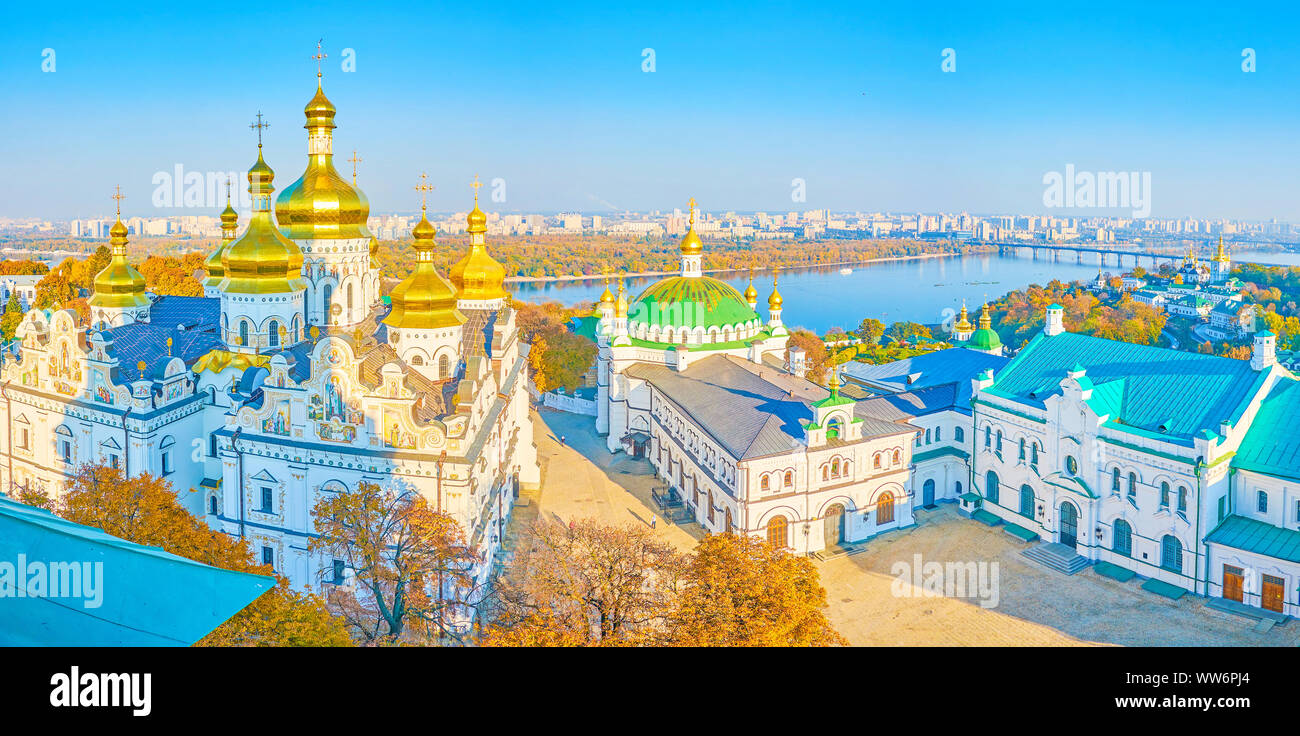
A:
988;280;1166;351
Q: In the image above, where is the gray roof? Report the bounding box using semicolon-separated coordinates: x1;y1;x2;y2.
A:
840;347;1009;394
625;354;909;461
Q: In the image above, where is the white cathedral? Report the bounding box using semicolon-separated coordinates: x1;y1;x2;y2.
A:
2;74;539;597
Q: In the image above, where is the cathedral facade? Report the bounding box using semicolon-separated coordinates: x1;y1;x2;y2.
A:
3;74;539;600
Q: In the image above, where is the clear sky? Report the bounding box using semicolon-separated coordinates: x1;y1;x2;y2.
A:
3;0;1299;220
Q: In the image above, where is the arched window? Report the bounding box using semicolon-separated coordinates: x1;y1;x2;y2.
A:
268;319;279;347
954;427;964;443
760;475;769;492
438;354;450;379
984;425;991;449
783;471;792;488
1065;455;1078;475
724;508;733;535
1031;443;1039;465
935;426;942;442
292;315;301;343
831;459;840;478
346;283;354;310
322;284;334;318
873;454;882;469
821;466;829;481
1113;520;1132;557
1112;468;1121;494
1177;486;1188;513
996;431;1003;453
1018;438;1026;461
1161;535;1183;572
1127;473;1138;501
707;490;715;524
985;470;1000;504
827;416;842;440
410;354;424;365
876;492;895;525
209;496;218;515
766;515;788;549
1160;482;1171;508
239;320;250;347
892;449;901;465
1019;485;1034;518
925;429;932;444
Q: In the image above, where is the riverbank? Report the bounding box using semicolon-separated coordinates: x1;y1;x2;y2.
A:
502;250;969;284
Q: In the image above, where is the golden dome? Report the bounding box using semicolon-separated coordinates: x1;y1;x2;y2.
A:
369;236;379;257
221;148;307;294
89;215;149;310
383;211;465;330
767;270;783;309
598;279;614;305
205;189;239;286
743;268;758;302
954;302;973;331
449;185;507;302
274;80;372;240
680;197;703;255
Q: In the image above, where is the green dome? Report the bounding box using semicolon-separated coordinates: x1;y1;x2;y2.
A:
629;276;760;332
967;327;1002;351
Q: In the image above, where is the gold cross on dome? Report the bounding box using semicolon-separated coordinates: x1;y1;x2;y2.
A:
249;111;269;147
348;150;362;184
414;172;434;211
111;185;125;216
687;197;697;225
313;39;327;78
471;174;482;202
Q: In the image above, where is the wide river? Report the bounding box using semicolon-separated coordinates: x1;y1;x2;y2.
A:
507;248;1299;334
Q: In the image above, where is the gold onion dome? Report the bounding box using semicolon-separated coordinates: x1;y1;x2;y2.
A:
383;209;465;330
449;182;507;301
205;187;239;284
274;79;372;240
679;197;703;255
767;270;783;309
954;302;973;331
90;210;149;310
221;148;307;294
743;268;758;302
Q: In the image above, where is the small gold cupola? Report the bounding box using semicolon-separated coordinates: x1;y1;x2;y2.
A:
448;175;508;304
221;119;307;295
767;268;783;309
743;267;758;307
204;178;238;289
89;186;150;313
383;175;466;330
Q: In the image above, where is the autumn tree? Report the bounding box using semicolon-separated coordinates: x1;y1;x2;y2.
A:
663;532;846;647
310;481;477;645
787;329;830;383
0;293;22;341
485;518;686;646
855;317;885;345
515;300;597;393
52;463;351;646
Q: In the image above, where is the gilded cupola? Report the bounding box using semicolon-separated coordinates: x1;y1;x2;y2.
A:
954;301;973;332
448;176;507;303
767;269;783;309
220;137;308;295
383;183;466;330
743;267;758;305
274;73;372;240
680;198;703;256
204;181;239;287
89;188;150;311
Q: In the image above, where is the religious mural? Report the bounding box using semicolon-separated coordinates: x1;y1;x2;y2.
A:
383;408;417;449
92;369;113;404
262;399;291;436
308;374;364;443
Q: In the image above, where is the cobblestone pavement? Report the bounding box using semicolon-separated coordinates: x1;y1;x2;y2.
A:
520;408;1299;647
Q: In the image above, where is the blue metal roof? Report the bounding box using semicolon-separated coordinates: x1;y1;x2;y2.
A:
1206;515;1300;563
841;347;1009;394
0;494;273;646
1235;377;1300;480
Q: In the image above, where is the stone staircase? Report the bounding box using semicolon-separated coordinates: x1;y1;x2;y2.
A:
1022;542;1090;575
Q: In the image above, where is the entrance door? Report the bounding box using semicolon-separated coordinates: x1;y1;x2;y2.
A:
824;504;845;547
1262;575;1285;613
922;479;935;508
1059;502;1078;549
1223;565;1244;603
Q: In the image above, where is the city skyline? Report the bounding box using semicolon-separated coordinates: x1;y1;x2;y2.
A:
3;1;1300;221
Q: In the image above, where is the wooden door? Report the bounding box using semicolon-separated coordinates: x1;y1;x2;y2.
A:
1262;575;1285;613
1222;565;1244;603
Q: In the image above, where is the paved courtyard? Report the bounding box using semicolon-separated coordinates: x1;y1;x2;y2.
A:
520;408;1300;647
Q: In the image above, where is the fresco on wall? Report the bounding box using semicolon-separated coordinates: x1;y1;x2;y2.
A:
308;375;363;443
262;400;290;436
92;369;113;404
383;408;417;449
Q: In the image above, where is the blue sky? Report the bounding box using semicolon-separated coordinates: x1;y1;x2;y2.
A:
2;0;1299;220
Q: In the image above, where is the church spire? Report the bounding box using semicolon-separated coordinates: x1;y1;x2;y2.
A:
88;186;150;323
679;197;704;278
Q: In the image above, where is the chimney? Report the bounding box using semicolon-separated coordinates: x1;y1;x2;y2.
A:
1044;304;1065;337
1252;331;1276;371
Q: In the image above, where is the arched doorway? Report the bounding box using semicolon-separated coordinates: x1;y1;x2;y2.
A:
824;504;845;547
876;492;895;525
766;515;788;549
922;479;935;508
1059;501;1079;549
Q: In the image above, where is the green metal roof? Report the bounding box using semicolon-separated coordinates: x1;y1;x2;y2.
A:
1206;515;1300;563
1235;377;1300;480
985;332;1267;441
966;327;1001;351
628;275;760;332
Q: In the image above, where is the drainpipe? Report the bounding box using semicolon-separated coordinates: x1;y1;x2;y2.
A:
232;427;245;539
1194;458;1204;596
122;407;131;478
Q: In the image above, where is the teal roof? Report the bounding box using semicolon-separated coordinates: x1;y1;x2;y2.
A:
0;494;274;645
1235;377;1300;480
986;332;1267;442
1206;515;1300;563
